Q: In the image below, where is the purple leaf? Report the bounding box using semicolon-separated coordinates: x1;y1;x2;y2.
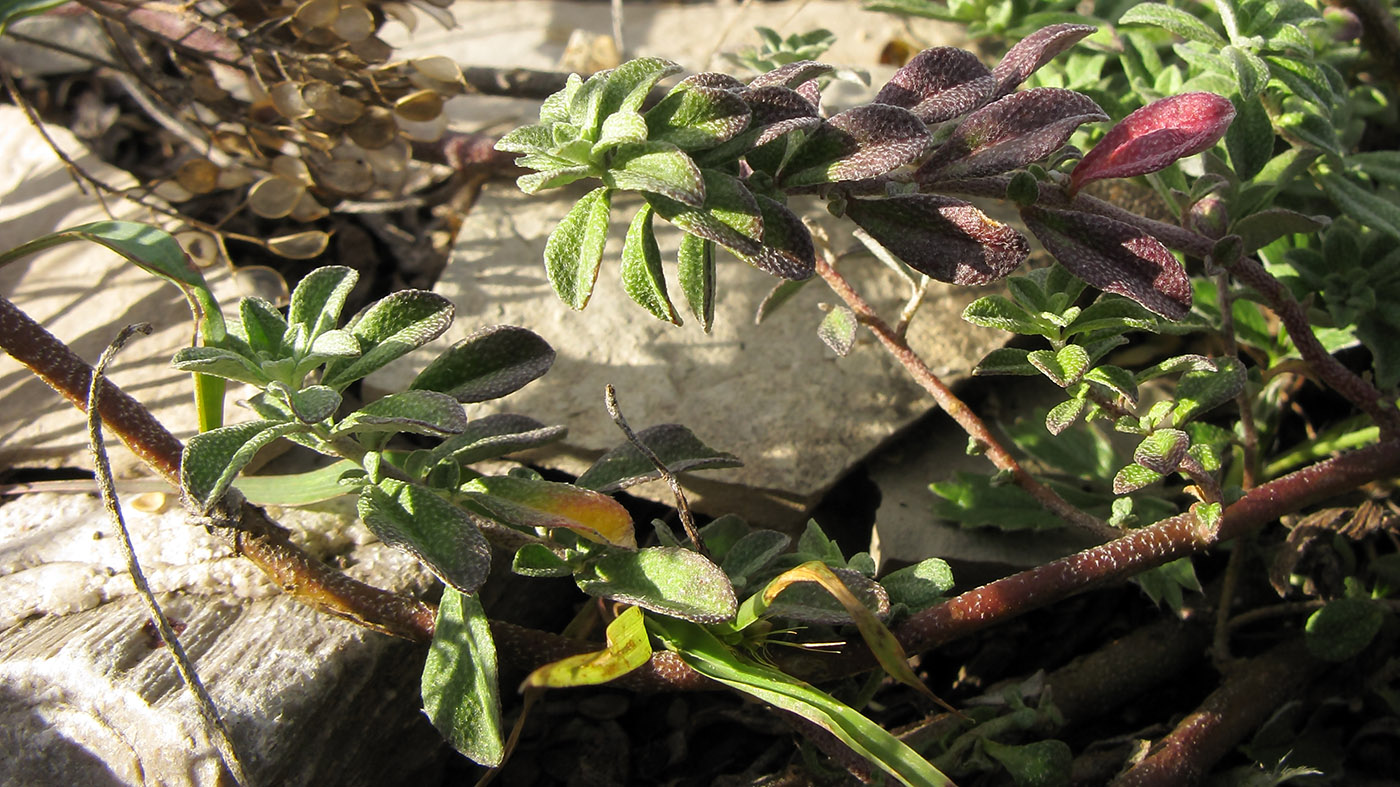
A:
846;195;1030;284
1021;206;1191;319
745;197;815;280
780;104;932;187
874;47;996;123
745;86;820;125
747;60;835;90
682;72;746;91
917;88;1107;183
796;79;823;114
991;23;1097;97
1070;92;1236;194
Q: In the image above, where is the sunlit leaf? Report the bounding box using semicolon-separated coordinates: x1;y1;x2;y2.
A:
542;186;612;310
781;104;931;187
1021;206;1191;319
847;195;1029;285
464;475;635;548
647;81;752;150
677;233;717;332
1070;92;1235;193
360;478;491;593
606;142;706;206
434;413;566;466
576;423;742;492
918;89;1106;182
620;204;680;323
577;547;737;622
321;290;455;387
991;22;1097;96
182;419;310;511
332;390;467;438
523;606;652;688
423;589;503;766
411;324;555;403
874;46;996;123
818;304;858;356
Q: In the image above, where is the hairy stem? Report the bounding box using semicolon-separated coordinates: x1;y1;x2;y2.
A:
813;253;1118;540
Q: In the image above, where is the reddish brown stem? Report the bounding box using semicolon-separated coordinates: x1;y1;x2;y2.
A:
0;295;436;641
814;254;1119;541
1110;640;1322;786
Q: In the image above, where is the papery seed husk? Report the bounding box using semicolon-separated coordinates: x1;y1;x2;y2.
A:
395;88;445;123
248;175;305;218
332;1;374;41
176;158;221;195
348;105;398;149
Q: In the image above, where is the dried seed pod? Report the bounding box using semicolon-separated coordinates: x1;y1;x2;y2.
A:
216;164;256;190
364;136;411;175
271;154;314;185
248;175;306;218
267;230;331;259
270;81;313;119
303;81;364;124
349;35;393;64
332;0;374;42
290;190;330;222
381;2;418;32
153;180;194;203
394;108;446;142
175;231;221;268
176;158;221;195
314;156;374;195
394;88;443;123
347;105;398;149
233;265;291;305
294;0;339;29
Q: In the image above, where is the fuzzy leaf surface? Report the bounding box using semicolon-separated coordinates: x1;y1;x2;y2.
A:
991;23;1097;96
287;265;358;354
359;478;491;593
1022;206;1191;320
332;390;467;438
676;233;716;332
422;589;502;766
411;325;555;403
1118;4;1227;47
818;305;858;356
606;142;705;206
464;476;635;548
434;413;566;466
620;204;680;323
646;82;752;150
746;60;834;90
848;195;1029;285
918;89;1106;182
576;423;742;493
781;104;931;187
748;196;815;280
171;346;269;386
1133;428;1190;474
874;46;995;123
577;547;737;623
523;606;653;688
1071;92;1235;193
648;170;762;257
543;186;612;310
321;290;455;388
182;419;310;511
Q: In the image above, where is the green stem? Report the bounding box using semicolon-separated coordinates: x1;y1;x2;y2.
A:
1264;422;1380;478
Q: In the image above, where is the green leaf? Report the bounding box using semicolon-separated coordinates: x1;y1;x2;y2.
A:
594;110;650;153
463;475;636;548
511;543;573;578
523;606;653;688
294;329;361;381
1065;296;1163;337
648;617;955;787
411;325;555;403
1027;344;1089;387
755;278;811;323
932;472;1075;531
606;142;705;206
575;423;742;493
720;530;791;586
818;304;858;356
518;166;596;194
975;347;1041;376
1044;397;1087;435
359;479;491;593
620;204;680;323
494;123;554;154
1133;428;1189;474
576;547;737;623
676;233;716;332
648;170;763;259
1223;45;1269;101
963;295;1048;336
171;346;269;386
982;738;1072;787
1008;409;1116;478
1318;172;1400;242
646;82;752;151
600;57;682;118
287;265;357;354
1225;97;1273;181
232;459;359;506
880;558;954;614
422;589;503;767
1084;365;1139;404
1112;463;1164;494
1118;3;1228;47
434;413;567;466
542;186;613;310
236;297;289;357
1305;598;1386;662
1348;151;1400;190
1173;357;1246;426
332;390;467;438
275;383;342;424
1233;209;1330;253
321;290;455;388
1131;557;1200;611
182;419;310;511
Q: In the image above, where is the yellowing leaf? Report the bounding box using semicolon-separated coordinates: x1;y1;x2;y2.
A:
464;476;636;548
522;606;652;689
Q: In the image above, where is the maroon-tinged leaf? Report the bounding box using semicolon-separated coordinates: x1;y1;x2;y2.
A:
646;84;752;150
1070;92;1236;194
796;80;823;114
846;195;1029;285
683;72;746;91
1021;206;1191;319
648;169;763;257
745;196;815;280
780;104;931;187
745;86;820;126
753;116;823;148
873;46;996;123
991;23;1097;97
747;60;834;90
917;88;1107;183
